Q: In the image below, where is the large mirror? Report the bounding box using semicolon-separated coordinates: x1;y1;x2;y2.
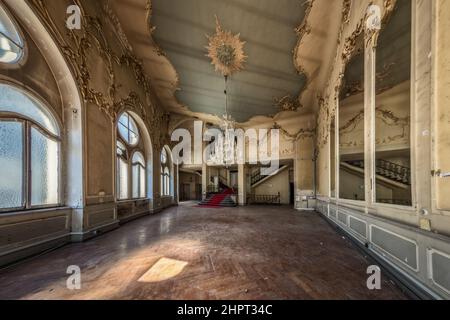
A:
338;33;365;201
330;115;336;198
374;0;412;206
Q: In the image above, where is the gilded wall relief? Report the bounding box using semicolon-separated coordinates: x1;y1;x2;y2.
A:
274;95;302;112
273;122;315;142
28;0;171;148
315;0;397;152
338;106;410;150
291;0;315;113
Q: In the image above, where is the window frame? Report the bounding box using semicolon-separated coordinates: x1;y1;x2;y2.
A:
0;107;62;213
330;1;417;213
370;0;415;210
336;32;366;206
117;112;139;147
115;112;147;201
0;3;27;67
131;150;146;199
160;148;171;197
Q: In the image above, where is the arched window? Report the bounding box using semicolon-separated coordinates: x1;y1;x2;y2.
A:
160;148;171;196
0;83;60;211
0;4;24;64
116;112;146;200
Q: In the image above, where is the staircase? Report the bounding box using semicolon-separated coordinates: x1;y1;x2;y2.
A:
199;188;237;208
344;159;411;186
251;165;289;188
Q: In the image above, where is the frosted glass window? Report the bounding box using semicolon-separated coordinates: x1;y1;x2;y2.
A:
132;152;145;166
0;121;23;209
0;5;23;64
132;165;139;199
117;141;126;157
139;166;145;198
1;84;60;212
161;148;167;164
132;165;146;199
118;112;139;146
31;127;59;206
118;158;128;200
160;161;171;196
161;167;165;196
0;84;59;135
132;152;146;199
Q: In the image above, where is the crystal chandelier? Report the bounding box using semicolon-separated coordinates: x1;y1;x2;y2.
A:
206;16;245;166
210;75;236;166
220;75;235;166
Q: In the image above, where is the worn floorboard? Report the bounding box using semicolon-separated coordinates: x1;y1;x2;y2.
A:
0;204;407;300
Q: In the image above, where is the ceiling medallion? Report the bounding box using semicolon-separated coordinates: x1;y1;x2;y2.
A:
206;15;246;77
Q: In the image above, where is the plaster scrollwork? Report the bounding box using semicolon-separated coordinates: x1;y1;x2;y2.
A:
290;0;315;112
368;0;397;48
273;122;315;142
274;95;301;112
339;107;410;147
28;0;171;148
315;0;398;152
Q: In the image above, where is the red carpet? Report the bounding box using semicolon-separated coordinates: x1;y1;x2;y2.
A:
198;189;233;208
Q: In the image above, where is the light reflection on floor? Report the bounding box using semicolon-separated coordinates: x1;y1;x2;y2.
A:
138;257;188;283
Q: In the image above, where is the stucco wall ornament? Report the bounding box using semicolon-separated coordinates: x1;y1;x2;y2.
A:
274;95;302;112
291;0;315;112
315;0;397;152
273;122;315;142
339;106;409;148
29;0;171;148
206;16;246;77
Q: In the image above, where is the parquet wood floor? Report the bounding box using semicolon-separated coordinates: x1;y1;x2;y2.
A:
0;204;408;300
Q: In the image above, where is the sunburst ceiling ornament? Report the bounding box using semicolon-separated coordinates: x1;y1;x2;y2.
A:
206;16;246;77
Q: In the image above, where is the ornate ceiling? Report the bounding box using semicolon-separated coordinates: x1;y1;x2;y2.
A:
150;0;307;123
109;0;318;125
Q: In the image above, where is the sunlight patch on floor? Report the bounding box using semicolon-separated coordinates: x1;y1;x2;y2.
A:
138;258;188;283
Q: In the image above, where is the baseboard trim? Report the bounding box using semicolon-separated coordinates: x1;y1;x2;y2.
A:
119;211;151;225
320;213;441;300
0;234;71;269
71;221;120;242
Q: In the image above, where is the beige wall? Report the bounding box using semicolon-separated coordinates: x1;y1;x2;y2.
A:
254;169;290;205
179;172;201;200
434;0;450;211
314;0;450;235
0;0;174;263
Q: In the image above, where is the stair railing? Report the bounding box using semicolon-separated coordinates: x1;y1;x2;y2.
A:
247;192;281;205
345;159;411;185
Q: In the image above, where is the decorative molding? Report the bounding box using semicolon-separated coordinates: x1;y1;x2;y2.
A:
206;15;247;77
291;0;315;112
315;0;398;151
339;106;410;148
273;122;315;142
274;95;301;112
28;0;171;149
